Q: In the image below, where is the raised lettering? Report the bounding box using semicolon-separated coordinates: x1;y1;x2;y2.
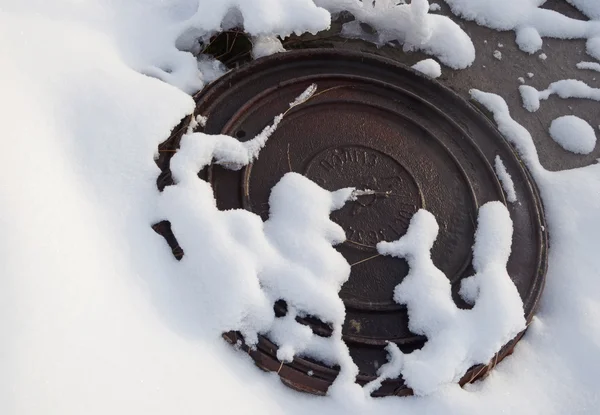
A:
320;159;334;172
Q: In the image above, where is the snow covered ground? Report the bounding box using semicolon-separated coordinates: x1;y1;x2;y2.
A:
1;0;600;414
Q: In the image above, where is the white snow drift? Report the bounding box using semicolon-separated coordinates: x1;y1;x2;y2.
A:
442;0;600;59
549;115;597;155
412;59;443;78
365;204;524;396
519;79;600;112
494;156;518;203
317;0;475;69
3;0;600;414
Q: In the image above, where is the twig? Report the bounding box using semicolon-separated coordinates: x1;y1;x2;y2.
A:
350;254;381;267
345;240;377;249
281;85;355;118
216;31;241;60
311;85;354;99
490;352;499;371
200;34;220;55
352;189;393;198
468;364;488;383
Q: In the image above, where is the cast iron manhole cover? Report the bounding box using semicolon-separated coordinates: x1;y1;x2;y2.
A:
156;49;547;397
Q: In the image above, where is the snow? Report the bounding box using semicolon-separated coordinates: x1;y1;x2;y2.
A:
493;50;502;60
549;115;597;155
519;85;542;112
442;0;600;59
187;0;330;38
430;3;441;12
164;125;362;388
252;35;286;59
412;59;442;78
576;61;600;72
567;0;600;20
527;72;535;78
471;89;600;415
196;55;227;84
317;0;475;69
3;0;600;414
290;83;318;107
366;204;524;396
163;98;368;387
539;53;547;60
518;77;525;84
155;0;334;93
519;79;600;112
494;156;518;203
516;27;543;54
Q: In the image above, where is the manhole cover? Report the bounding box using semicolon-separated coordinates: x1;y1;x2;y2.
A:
156;49;547;397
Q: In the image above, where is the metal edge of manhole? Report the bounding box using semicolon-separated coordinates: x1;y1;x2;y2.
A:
154;49;548;397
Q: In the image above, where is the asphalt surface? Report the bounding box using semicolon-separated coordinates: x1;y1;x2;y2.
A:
286;0;600;172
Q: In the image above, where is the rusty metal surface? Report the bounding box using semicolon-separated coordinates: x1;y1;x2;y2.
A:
156;49;548;397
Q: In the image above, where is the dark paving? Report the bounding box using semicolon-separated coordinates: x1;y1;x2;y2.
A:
286;0;600;171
